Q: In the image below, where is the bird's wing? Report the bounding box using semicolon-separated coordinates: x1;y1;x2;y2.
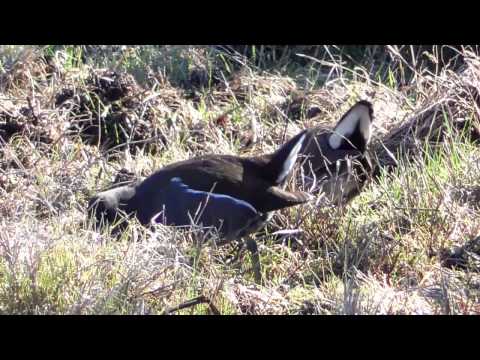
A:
151;177;262;240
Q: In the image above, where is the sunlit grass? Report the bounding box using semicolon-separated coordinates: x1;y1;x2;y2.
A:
0;45;479;314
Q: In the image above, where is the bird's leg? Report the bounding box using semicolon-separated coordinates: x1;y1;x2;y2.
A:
246;237;262;284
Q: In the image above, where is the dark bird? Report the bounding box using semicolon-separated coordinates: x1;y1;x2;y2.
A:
89;129;309;236
88;130;311;281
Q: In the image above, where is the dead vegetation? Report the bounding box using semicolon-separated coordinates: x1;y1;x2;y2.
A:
0;45;479;314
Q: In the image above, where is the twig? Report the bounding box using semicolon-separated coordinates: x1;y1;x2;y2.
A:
27;96;40;126
162;295;220;315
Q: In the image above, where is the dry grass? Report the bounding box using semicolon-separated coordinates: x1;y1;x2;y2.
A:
1;45;479;315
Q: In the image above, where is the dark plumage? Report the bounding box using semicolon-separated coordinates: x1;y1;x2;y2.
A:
298;100;374;203
88;130;311;241
151;177;268;242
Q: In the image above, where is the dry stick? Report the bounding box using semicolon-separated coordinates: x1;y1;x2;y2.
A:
139;281;176;299
162;295;220;315
0;137;28;174
283;257;308;284
215;46;250;71
26;96;40;126
386;45;424;79
440;271;452;315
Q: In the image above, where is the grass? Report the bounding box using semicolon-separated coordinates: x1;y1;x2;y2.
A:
0;45;479;314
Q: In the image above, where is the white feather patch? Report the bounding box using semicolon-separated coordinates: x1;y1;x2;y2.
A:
277;133;306;184
328;105;371;150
